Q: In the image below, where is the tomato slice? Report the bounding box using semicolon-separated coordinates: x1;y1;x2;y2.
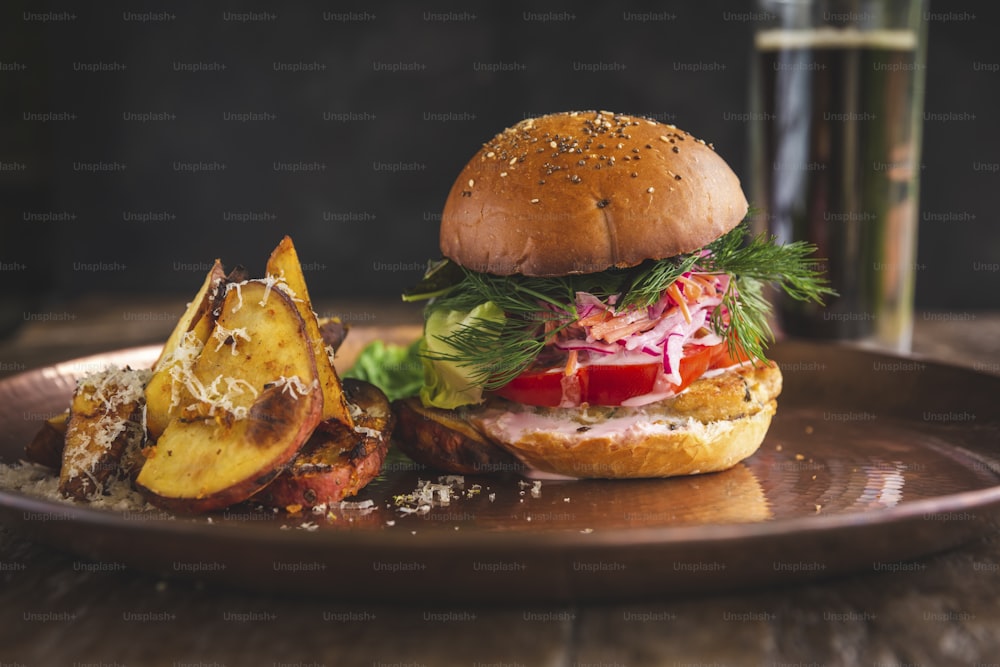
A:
710;342;752;368
583;363;660;406
675;343;715;391
494;342;729;407
494;369;564;407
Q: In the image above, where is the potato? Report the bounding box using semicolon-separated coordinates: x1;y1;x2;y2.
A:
265;236;354;428
24;411;69;470
152;259;225;372
136;383;322;514
59;367;149;500
259;379;393;510
392;397;524;475
135;281;322;513
145;260;226;439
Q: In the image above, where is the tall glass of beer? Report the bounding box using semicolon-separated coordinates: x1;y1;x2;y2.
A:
749;0;928;352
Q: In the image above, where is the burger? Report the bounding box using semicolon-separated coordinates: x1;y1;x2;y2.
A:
393;110;831;479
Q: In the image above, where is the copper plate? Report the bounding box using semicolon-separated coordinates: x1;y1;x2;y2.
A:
1;328;999;602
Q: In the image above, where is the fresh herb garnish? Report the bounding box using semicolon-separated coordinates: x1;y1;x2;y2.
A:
406;222;834;391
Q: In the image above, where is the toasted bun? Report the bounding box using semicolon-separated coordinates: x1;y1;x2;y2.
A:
440;110;749;276
471;363;781;479
479;401;776;479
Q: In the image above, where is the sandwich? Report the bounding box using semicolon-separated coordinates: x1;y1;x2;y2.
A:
393;110;831;478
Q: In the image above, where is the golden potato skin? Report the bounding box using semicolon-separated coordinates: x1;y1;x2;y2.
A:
266;236;355;429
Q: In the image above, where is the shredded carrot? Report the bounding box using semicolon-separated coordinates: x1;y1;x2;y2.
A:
692;274;719;295
587;308;651;342
577;310;612;327
668;283;692;324
675;275;703;301
564;349;579;376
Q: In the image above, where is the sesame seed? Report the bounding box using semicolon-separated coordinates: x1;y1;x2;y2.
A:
596;198;610;208
672;146;680;154
550;140;557;148
468;179;475;188
674;174;683;180
647;187;655;193
659;135;670;143
500;172;508;178
530;198;540;204
509;157;518;165
486;151;495;158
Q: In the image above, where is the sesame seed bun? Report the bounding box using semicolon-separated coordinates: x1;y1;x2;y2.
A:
440;110;749;276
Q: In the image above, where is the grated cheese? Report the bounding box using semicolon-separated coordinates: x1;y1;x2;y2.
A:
265;271;304;304
353;425;383;440
0;460;155;512
225;280;245;313
392;476;466;514
210;325;251;355
162;329;260;421
269;375;317;400
258;274;280;306
174;369;257;421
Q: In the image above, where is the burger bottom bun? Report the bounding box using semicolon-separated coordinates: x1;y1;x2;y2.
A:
390;363;783;479
470;362;782;479
476;400;776;479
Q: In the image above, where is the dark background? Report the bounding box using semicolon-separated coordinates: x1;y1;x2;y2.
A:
1;1;997;334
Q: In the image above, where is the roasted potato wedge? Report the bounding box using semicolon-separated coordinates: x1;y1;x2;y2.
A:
135;382;322;514
135;281;323;513
260;379;393;510
392;397;524;475
145;260;226;439
266;236;354;429
152;259;225;372
59;367;149;500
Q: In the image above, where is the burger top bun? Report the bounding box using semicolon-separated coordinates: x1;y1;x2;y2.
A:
440;110;749;277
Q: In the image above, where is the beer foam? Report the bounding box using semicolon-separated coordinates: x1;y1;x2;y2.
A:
756;27;918;51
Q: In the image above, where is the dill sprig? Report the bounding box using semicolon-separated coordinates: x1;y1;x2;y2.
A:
701;224;835;362
406;222;834;389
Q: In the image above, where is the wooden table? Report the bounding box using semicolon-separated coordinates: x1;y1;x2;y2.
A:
1;297;999;666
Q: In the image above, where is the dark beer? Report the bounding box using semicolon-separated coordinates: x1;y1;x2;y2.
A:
750;29;923;347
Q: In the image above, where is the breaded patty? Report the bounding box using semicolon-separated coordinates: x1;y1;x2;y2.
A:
485;362;783;426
